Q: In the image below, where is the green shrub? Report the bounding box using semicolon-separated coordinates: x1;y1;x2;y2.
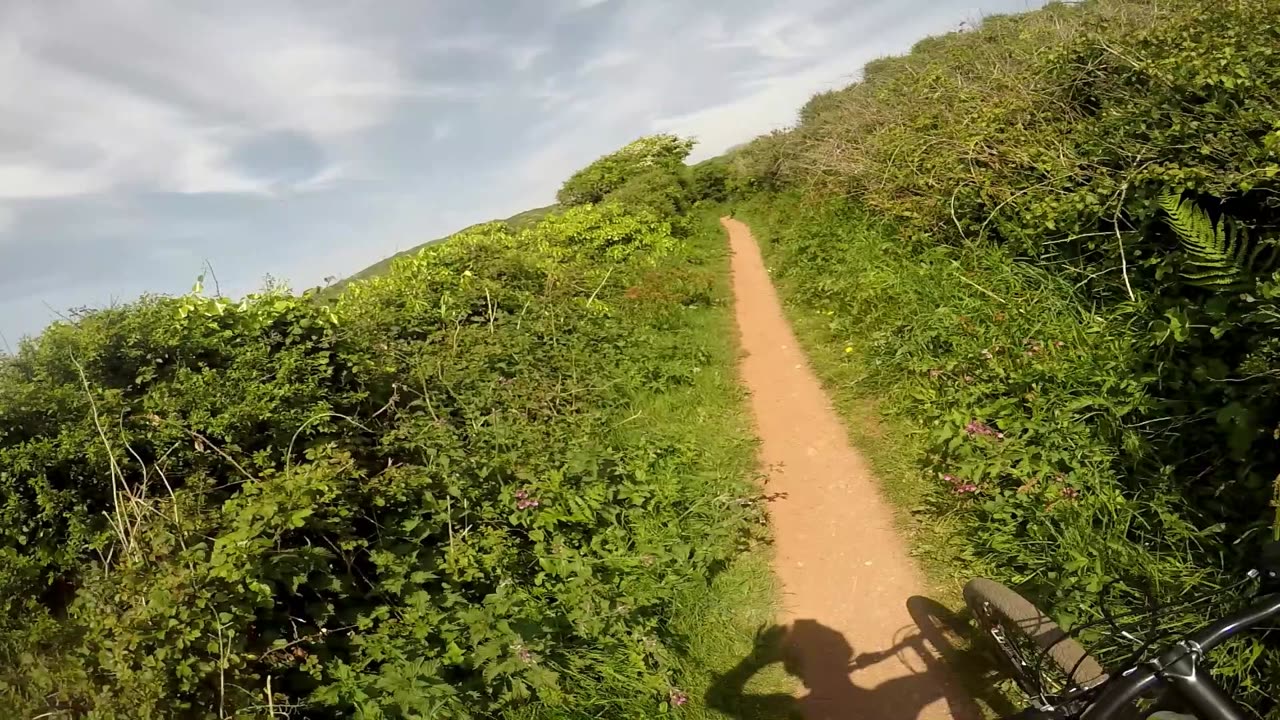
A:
688;161;730;204
523;201;678;260
0;202;763;718
607;169;693;224
556;135;695;207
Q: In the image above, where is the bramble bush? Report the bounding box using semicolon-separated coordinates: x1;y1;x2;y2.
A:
727;0;1280;711
0;144;766;718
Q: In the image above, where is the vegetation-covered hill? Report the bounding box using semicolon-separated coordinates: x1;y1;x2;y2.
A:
331;205;558;291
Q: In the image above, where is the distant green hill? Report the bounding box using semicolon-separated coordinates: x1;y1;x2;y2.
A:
328;204;557;292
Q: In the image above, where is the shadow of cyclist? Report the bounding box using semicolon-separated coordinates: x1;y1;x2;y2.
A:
706;599;997;719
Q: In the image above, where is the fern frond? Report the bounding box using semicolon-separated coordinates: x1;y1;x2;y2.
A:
1158;191;1259;291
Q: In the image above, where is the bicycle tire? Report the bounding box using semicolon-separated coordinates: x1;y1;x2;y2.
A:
965;578;1108;696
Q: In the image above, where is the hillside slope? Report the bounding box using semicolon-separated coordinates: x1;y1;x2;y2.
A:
722;0;1280;711
332;204;557;290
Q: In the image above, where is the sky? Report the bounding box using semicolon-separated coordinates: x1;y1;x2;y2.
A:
0;0;1044;342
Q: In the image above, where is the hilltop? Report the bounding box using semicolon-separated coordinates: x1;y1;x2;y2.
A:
329;205;558;292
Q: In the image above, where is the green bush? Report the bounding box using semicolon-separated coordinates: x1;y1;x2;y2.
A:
0;203;763;718
688;161;730;204
607;169;693;225
749;0;1280;267
524;201;679;260
556;135;694;207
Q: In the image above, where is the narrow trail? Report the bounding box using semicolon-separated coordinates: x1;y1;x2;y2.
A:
722;217;977;720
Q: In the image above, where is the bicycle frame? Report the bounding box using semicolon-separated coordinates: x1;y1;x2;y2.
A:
1078;592;1280;719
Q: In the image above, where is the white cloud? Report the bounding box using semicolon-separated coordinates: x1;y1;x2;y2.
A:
0;1;412;199
413;33;545;74
290;166;346;194
655;57;861;161
171;146;262;196
512;45;549;72
0;164;109;200
705;12;831;61
417;33;507;55
577;49;635;75
298;81;481;112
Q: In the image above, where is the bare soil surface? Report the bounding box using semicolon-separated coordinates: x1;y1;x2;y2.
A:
722;217;978;720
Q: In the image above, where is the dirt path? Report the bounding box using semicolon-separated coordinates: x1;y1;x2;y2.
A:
723;217;977;720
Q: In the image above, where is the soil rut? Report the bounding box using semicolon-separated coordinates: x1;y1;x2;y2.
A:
723;217;976;720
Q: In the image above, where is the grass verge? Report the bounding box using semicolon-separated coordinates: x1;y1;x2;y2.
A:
670;209;796;719
485;207;795;720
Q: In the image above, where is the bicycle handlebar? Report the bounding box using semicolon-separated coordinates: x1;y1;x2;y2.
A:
1082;592;1280;719
1188;591;1280;651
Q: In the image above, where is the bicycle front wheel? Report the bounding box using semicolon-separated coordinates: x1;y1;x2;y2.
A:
964;578;1108;700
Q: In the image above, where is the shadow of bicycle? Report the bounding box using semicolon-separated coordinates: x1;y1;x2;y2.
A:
705;596;1019;720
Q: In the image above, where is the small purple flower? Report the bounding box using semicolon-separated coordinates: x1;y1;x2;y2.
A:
953;483;979;495
942;473;959;485
514;488;541;510
512;643;536;664
965;420;1000;438
669;689;689;707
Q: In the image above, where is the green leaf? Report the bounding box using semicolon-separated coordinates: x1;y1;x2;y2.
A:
1159;191;1274;291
